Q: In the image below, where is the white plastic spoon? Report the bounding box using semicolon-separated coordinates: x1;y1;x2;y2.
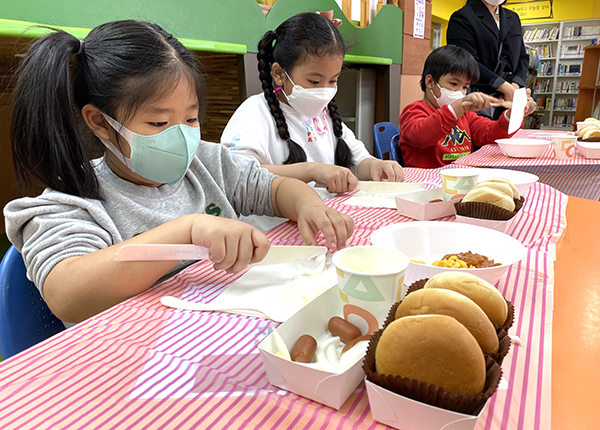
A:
160;295;280;321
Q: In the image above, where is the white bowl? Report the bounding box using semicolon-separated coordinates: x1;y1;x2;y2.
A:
495;138;550;158
370;221;527;287
476;168;539;196
576;140;600;159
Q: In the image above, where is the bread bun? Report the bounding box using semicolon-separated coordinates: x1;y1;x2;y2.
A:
489;177;520;200
578;125;596;137
462;186;516;211
471;181;514;199
424;272;508;326
375;315;486;395
395;289;499;353
582;128;600;140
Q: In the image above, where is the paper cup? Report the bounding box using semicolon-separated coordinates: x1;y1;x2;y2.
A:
332;246;409;326
552;135;577;160
440;168;480;201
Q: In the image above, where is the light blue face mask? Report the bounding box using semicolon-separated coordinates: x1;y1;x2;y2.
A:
99;113;200;185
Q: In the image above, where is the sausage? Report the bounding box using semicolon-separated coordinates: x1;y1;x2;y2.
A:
328;316;361;343
341;334;372;354
290;335;317;363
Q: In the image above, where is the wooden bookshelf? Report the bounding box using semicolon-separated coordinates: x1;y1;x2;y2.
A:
574;45;600;125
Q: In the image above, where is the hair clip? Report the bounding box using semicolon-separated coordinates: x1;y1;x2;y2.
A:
77;39;85;55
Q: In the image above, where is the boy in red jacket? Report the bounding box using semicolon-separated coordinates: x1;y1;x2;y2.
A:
399;45;536;168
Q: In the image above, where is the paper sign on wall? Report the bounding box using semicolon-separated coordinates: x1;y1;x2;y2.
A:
413;0;425;39
504;0;553;20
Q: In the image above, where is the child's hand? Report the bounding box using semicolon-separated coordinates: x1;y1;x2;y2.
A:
190;215;271;273
314;164;358;194
296;202;354;250
500;88;537;120
458;92;500;113
368;159;404;182
523;88;536;116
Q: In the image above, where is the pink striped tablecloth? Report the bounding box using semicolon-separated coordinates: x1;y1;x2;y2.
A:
454;129;600;200
0;168;567;430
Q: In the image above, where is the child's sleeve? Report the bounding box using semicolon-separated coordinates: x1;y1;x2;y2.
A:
220;96;278;165
400;102;461;148
3;194;120;296
210;144;276;218
340;122;374;175
467;111;515;146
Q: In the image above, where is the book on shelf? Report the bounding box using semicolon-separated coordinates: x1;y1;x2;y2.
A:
535;44;554;57
563;25;600;39
560;44;585;57
552;115;574;127
524;26;559;41
557;63;581;75
534;79;550;93
555;80;580;92
535;95;551;110
553;97;578;110
538;61;553;75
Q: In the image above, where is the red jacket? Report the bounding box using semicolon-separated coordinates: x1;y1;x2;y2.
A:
399;100;514;169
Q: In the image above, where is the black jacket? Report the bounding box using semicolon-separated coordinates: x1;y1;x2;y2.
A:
447;0;529;95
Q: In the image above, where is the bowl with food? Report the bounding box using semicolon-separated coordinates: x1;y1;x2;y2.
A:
495;138;550;158
370;221;527;288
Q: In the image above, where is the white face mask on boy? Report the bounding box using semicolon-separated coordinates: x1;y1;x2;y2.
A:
483;0;504;6
282;71;337;118
431;83;464;108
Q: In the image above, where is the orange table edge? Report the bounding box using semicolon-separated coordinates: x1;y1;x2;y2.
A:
553;196;600;430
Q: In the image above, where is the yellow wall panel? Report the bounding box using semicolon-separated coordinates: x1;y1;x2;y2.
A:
432;1;600;24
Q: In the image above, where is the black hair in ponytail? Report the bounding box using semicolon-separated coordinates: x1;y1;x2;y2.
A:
257;12;354;169
11;20;207;199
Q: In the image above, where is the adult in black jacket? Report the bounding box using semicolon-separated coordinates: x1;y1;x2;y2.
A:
447;0;529;118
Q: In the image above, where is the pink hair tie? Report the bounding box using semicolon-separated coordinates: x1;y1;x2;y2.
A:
316;10;342;28
274;86;283;95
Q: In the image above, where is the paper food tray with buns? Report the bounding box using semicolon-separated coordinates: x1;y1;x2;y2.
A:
365;378;492;430
257;286;367;409
454;213;518;234
394;188;456;221
576;140;600;159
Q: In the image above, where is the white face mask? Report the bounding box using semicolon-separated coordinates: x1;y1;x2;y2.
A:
432;82;464;108
282;71;337;118
484;0;504;6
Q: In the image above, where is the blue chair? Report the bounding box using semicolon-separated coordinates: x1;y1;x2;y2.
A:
373;122;399;162
0;246;65;359
391;134;404;166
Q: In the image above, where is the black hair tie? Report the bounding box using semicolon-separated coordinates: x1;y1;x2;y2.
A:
77;39;84;55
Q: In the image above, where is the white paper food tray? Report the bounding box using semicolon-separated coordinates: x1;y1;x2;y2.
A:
454;214;517;234
576;140;600;159
394;188;456;221
366;379;488;430
257;286;365;409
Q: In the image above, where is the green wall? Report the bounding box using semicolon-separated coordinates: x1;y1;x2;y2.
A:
0;0;403;63
266;1;403;64
0;0;265;50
